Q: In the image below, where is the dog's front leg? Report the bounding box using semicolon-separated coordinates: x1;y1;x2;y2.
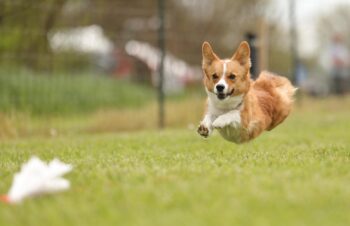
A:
197;113;216;138
212;110;241;129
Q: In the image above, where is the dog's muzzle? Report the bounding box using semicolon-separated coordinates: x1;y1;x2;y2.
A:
217;89;234;100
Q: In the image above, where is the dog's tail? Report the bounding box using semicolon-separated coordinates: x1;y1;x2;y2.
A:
274;77;297;107
255;71;297;130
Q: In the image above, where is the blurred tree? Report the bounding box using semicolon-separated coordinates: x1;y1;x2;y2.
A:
0;0;67;69
0;0;270;70
265;22;292;77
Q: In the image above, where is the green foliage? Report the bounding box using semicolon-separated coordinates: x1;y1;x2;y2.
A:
0;70;153;115
0;105;350;226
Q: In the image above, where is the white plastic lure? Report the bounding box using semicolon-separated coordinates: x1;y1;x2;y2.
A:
1;156;72;204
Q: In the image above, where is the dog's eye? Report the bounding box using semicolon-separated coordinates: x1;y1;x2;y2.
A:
228;74;236;80
212;73;219;80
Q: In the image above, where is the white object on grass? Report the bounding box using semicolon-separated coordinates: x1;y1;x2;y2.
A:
5;156;72;203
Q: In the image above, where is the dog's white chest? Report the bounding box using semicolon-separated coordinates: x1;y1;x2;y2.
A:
201;92;245;143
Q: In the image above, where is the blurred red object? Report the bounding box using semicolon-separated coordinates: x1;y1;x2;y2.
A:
0;195;9;203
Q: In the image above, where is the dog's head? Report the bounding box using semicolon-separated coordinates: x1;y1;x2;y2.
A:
202;41;251;100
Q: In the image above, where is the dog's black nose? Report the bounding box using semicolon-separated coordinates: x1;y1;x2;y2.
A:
216;84;225;92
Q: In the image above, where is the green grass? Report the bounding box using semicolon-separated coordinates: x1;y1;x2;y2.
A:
0;98;350;226
0;70;154;114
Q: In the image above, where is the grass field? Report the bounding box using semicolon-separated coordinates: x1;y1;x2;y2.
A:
0;97;350;226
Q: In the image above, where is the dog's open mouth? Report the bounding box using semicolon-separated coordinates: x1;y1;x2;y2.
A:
217;89;234;100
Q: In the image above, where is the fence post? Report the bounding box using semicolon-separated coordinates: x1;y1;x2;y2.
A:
157;0;165;129
245;32;258;80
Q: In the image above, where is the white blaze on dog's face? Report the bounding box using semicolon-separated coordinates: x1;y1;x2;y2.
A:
202;41;252;100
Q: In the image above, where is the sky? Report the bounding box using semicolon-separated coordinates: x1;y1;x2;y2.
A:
271;0;350;56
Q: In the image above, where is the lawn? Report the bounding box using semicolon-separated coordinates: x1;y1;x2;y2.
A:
0;97;350;226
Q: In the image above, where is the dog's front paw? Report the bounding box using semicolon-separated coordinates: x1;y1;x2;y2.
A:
212;113;240;129
197;124;211;138
212;115;230;129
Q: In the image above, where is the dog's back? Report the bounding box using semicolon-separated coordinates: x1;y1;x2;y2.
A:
252;71;296;130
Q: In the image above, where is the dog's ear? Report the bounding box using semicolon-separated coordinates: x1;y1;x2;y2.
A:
202;41;218;67
232;41;251;68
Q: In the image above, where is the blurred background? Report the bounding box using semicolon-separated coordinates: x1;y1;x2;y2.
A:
1;0;350;138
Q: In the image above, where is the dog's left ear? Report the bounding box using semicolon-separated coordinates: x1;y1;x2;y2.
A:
232;41;251;68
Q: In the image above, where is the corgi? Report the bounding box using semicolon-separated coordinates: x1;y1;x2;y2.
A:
197;41;296;143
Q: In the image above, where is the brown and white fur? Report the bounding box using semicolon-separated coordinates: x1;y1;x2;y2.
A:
197;41;296;143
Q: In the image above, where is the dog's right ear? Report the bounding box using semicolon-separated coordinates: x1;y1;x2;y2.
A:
202;41;218;67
